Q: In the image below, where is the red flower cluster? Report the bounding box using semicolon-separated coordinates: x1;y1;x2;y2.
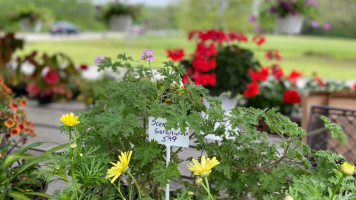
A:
271;64;284;80
243;82;259;97
249;67;269;82
265;49;282;61
287;70;303;85
252;35;266;46
188;29;249;43
167;49;185;62
44;68;60;85
353;83;356;91
313;72;326;87
283;90;301;104
193;72;216;86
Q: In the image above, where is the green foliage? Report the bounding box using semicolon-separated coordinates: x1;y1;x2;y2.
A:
210;44;260;97
286;151;356;200
100;1;142;24
47;51;353;199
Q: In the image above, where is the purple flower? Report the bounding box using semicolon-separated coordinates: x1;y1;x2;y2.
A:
310;20;320;28
140;49;155;62
323;22;331;31
306;0;318;7
95;56;104;65
250;15;256;22
255;25;261;33
291;10;297;16
269;7;276;14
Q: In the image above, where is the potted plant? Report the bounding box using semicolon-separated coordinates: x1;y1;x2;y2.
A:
258;0;318;34
0;80;66;199
10;4;53;32
176;29;261;110
23;52;80;104
101;1;142;32
0;33;24;79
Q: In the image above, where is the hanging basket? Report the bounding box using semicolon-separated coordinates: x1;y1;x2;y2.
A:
275;14;304;35
108;15;133;32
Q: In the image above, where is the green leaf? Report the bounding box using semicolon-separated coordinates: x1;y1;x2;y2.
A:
23;192;53;199
4;153;34;168
14;142;43;154
150;162;180;185
321;116;347;145
8;191;31;200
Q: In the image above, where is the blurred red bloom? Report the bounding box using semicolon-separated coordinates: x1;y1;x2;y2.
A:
271;64;284;80
188;30;198;40
243;82;260;97
228;32;248;42
265;49;282;61
283;90;301;104
80;64;88;70
252;35;266;46
182;74;190;88
43;68;60;85
287;70;303;85
249;67;269;82
353;83;356;90
193;72;216;86
166;49;185;62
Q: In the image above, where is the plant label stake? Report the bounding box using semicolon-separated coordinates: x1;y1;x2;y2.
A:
148;116;189;200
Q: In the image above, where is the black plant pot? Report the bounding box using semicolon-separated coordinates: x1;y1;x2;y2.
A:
38;94;53;105
10;84;28;97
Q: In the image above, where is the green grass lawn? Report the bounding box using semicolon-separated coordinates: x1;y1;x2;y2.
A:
21;34;356;80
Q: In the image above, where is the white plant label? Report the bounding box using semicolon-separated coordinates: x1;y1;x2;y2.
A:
148;116;189;147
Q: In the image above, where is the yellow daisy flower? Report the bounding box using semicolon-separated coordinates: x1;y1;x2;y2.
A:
60;112;80;127
107;151;133;184
187;155;220;177
340;162;355;176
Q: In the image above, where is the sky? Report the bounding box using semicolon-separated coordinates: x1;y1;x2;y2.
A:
92;0;175;7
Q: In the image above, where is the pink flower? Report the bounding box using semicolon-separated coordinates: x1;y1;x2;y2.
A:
250;15;256;22
140;49;155;61
311;20;320;28
95;56;104;65
44;68;60;85
324;22;331;31
26;83;41;98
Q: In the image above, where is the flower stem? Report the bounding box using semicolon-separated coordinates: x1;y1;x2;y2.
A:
201;177;214;200
330;174;345;200
127;171;142;200
114;178;126;200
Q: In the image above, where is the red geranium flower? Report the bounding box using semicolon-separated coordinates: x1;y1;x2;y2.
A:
43;68;60;85
194;72;216;86
252;35;266;46
287;70;303;85
243;82;260;97
283;90;301;104
188;30;198;40
272;64;284;80
182;74;190;88
265;49;282;61
249;67;269;82
353;83;356;91
166;49;185;62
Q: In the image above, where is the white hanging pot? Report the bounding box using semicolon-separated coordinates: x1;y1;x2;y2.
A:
109;15;133;32
275;14;304;34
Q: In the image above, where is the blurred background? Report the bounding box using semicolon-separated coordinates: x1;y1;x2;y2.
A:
0;0;355;80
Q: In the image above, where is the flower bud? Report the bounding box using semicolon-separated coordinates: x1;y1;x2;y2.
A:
340;162;355;176
70;143;77;148
195;177;203;185
284;196;293;200
200;171;210;178
80;153;83;157
188;191;194;196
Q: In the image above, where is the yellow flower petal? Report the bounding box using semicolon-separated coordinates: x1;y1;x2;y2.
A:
107;151;133;184
187;155;220;177
60;112;80;127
